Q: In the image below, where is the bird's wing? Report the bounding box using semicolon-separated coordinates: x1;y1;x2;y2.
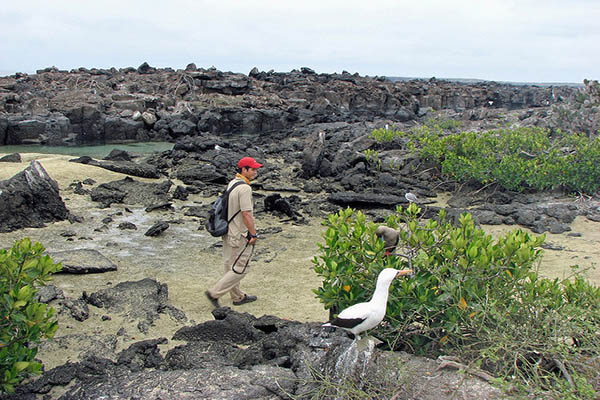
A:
330;316;366;330
329;302;372;329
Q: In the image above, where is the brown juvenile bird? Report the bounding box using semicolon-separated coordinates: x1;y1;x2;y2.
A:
375;226;400;255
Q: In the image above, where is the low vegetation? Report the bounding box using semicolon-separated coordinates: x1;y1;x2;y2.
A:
313;206;600;398
0;238;62;393
369;123;600;194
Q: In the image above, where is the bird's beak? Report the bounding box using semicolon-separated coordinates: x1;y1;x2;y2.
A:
396;269;413;277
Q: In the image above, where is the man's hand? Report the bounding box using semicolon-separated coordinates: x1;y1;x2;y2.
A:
242;211;257;245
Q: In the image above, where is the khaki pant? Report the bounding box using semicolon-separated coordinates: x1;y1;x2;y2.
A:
207;234;253;302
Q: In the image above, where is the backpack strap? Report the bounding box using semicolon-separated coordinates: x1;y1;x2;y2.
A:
228;210;241;223
224;180;248;223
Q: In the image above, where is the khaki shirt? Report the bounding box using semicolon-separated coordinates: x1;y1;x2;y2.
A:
226;178;252;238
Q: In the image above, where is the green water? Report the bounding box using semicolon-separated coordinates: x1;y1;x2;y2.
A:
0;142;174;158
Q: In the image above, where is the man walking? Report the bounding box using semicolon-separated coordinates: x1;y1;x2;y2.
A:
205;156;262;308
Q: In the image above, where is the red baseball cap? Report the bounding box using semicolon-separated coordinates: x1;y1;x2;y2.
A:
237;157;263;169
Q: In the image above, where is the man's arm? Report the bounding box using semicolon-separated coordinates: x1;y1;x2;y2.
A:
241;210;258;245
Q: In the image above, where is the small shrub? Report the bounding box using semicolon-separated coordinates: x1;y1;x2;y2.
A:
368;126;405;143
424;116;464;131
363;149;382;171
0;238;62;393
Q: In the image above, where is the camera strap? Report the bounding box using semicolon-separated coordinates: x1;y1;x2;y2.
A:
231;240;254;275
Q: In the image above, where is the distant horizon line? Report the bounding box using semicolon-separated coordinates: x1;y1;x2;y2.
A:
387;76;583;87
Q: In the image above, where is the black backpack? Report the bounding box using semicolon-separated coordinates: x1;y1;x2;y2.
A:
205;181;247;237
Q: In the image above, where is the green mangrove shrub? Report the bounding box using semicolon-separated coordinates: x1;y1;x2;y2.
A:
313;206;600;398
363;149;382;171
0;238;62;393
369;126;405;143
424;116;464;131
368;118;464;144
384;125;600;194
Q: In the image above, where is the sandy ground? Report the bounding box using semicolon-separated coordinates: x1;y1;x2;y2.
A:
0;153;330;318
484;219;600;284
1;153;599;370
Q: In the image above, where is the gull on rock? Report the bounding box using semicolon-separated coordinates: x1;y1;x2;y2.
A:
323;268;412;339
405;192;419;204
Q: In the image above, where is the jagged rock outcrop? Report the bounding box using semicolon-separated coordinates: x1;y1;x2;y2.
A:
445;193;582;234
144;221;170;236
35;285;65;304
103;149;133;161
89;176;171;207
4;308;507;399
0;160;69;232
0;152;21;162
50;249;118;274
0;64;580;145
83;278;186;331
69;155;160;178
1;114;72;145
175;163;227;185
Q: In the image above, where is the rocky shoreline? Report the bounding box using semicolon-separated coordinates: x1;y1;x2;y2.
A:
1;65;599;398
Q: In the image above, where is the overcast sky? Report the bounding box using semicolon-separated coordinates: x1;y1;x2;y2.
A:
2;0;598;83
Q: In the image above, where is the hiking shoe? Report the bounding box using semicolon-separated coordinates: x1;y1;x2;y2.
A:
233;294;257;306
205;291;220;309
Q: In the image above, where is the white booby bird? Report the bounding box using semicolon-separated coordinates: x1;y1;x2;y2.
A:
323;268;412;339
